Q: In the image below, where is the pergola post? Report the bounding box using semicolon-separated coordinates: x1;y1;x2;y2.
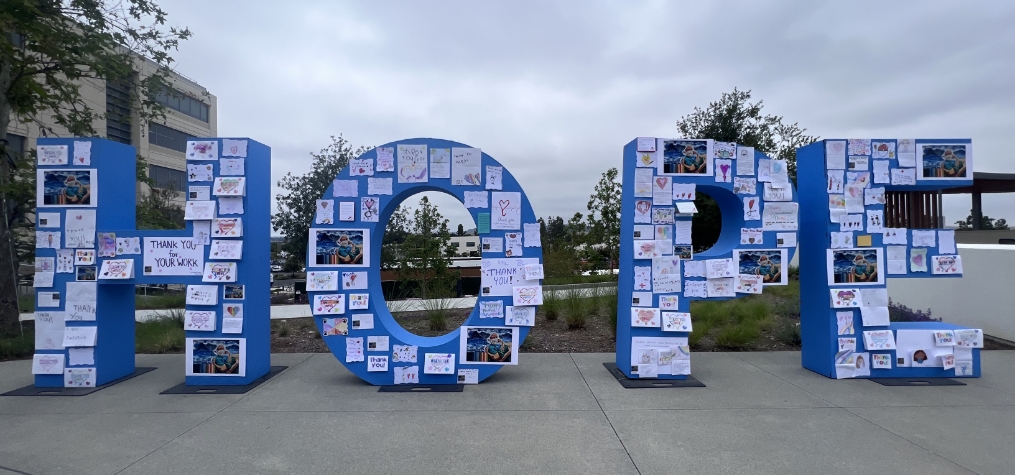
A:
972;191;983;229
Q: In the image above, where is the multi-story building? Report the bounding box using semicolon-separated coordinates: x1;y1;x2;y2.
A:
4;48;217;199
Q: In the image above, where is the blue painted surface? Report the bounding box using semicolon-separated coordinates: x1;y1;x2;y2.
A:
615;138;799;379
798;139;980;379
307;138;541;385
33;137;271;387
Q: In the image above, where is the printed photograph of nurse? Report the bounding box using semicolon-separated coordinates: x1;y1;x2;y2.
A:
39;169;95;206
661;139;709;175
314;230;365;266
921;144;968;179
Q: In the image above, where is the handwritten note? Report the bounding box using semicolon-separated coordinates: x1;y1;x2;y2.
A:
490;192;521;230
451;147;482;186
397;144;428;183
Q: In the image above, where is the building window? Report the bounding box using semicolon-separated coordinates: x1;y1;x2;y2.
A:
148;165;186;192
148;123;193;153
106;76;133;145
466;241;475;247
10;32;26;49
154;88;209;123
5;133;26;156
451;242;460;248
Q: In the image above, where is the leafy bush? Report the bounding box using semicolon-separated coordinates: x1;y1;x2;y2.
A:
422;297;453;331
0;332;34;360
602;286;619;337
542;288;561;321
775;318;802;347
888;299;939;322
563;287;588;330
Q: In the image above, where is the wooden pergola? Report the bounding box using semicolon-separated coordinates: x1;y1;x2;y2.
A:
883;172;1015;230
942;172;1015;229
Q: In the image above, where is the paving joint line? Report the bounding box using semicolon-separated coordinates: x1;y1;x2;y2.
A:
0;464;34;475
112;354;313;475
841;407;980;474
726;354;980;474
726;352;841;407
569;354;642;475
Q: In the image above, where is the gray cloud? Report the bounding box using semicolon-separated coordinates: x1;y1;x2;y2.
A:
162;0;1015;228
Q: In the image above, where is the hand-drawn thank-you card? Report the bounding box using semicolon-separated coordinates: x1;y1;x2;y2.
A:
213;177;246;196
203;262;237;282
212;218;242;237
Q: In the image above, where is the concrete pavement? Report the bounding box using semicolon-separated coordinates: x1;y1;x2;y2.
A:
1;351;1014;474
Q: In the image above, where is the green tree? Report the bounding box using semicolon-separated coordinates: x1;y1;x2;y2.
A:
395;196;459;299
456;223;465;236
135;179;184;230
955;211;1009;230
675;88;818;250
381;204;411;270
586;167;621;276
1;0;190;336
539;215;580;279
273;135;366;271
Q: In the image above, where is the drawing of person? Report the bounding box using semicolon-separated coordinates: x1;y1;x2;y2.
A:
755;254;782;283
941;149;966;177
485;332;512;363
62;175;90;205
335;234;362;264
912;350;928;364
851;254;877;282
680;145;704;173
212;344;239;373
855;354;866;369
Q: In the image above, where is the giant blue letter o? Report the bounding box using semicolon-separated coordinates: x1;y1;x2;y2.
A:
306;138;542;385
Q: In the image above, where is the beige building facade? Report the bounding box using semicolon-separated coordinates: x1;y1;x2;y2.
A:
5;58;217;199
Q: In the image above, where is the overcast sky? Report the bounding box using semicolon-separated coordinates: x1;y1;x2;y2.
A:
161;0;1015;230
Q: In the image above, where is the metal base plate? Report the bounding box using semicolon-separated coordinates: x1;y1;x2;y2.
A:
160;366;288;394
870;377;967;387
2;367;157;396
378;384;465;392
603;362;706;388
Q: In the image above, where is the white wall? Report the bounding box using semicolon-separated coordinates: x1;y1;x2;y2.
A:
888;244;1015;341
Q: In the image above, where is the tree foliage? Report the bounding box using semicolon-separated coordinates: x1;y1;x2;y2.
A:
539;214;584;279
1;0;190;336
381;204;411;270
586;167;621;275
955;211;1009;230
676;88;818;250
273;135;366;271
135;183;184;230
393;196;458;299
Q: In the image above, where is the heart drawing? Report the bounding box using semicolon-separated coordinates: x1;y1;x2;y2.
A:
636;200;651;215
38;356;60;372
190;313;211;328
516;287;539;305
218;178;241;193
318;297;341;313
104;261;128;277
210;264;232;280
636;310;656;324
216;220;236;235
498;200;510;217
